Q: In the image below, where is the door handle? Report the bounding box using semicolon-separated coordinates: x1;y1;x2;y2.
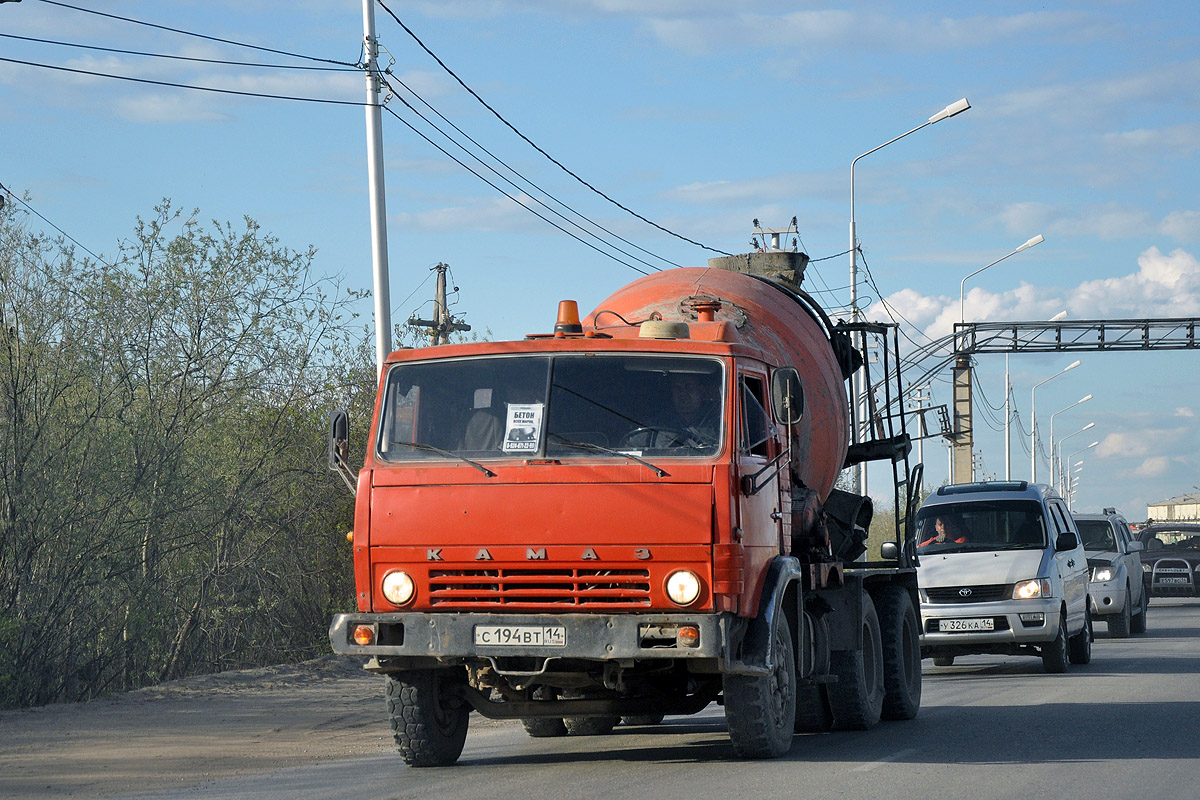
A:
770;511;784;521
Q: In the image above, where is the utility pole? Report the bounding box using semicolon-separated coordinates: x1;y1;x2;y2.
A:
362;0;392;374
408;263;471;346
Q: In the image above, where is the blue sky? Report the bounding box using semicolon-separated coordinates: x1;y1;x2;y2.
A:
3;1;1199;519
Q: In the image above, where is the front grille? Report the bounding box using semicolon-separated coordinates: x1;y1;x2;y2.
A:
428;567;652;609
925;584;1010;603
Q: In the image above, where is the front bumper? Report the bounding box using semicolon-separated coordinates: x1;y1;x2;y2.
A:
920;598;1063;651
1146;562;1199;596
1088;580;1128;616
330;611;730;667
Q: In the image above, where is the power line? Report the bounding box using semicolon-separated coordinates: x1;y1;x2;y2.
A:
0;181;106;264
0;32;359;72
374;0;732;258
379;71;679;272
0;56;364;106
33;0;358;67
381;105;650;276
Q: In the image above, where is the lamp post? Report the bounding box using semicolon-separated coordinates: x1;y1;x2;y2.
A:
1030;359;1081;482
1064;442;1099;508
1005;309;1067;480
1049;395;1093;489
1055;422;1095;490
959;234;1044;325
849;97;971;494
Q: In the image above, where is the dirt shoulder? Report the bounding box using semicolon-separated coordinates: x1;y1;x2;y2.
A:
0;656;505;798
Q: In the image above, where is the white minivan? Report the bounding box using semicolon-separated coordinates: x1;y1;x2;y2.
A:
915;481;1092;673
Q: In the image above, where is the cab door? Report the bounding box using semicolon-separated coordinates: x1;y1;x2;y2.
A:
735;371;786;553
1049;500;1088;633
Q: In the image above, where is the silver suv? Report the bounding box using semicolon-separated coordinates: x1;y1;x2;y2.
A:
1074;508;1148;637
916;481;1092;673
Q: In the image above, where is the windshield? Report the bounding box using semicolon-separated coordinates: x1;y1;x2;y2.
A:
1077;519;1117;552
915;500;1047;554
377;354;724;462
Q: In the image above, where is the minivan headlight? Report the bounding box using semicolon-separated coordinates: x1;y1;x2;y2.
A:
1013;578;1053;599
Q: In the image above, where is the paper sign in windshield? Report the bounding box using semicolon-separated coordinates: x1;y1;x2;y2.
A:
502;403;543;453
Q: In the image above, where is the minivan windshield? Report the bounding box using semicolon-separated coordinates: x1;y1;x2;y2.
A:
915;499;1047;554
376;354;725;462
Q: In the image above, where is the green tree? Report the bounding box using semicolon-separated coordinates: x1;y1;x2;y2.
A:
0;200;371;707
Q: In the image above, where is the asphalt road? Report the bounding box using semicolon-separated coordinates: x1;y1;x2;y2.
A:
130;598;1200;800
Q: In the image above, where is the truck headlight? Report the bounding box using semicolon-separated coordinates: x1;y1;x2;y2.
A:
1013;578;1053;599
665;570;701;606
1142;562;1151;573
381;570;415;606
1092;566;1115;582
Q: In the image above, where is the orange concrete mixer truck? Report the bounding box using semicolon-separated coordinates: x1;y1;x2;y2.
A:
328;251;923;766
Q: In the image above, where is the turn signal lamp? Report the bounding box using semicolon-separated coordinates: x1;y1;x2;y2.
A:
554;300;583;335
345;530;354;543
352;625;375;646
677;625;700;648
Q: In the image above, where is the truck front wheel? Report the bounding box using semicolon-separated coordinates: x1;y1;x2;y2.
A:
827;589;884;730
724;618;796;758
385;669;470;767
874;585;922;721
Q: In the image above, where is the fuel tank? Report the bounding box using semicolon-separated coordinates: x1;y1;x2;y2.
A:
583;266;850;500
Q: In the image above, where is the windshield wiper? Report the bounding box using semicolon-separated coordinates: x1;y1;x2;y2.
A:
389;441;496;477
548;434;668;478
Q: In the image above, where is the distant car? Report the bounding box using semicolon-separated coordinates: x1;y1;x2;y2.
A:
1073;509;1148;637
916;481;1092;673
1137;523;1200;597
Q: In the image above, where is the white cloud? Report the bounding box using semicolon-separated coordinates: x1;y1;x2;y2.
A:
1134;456;1173;478
886;245;1200;340
1176;407;1196;418
1159;210;1200;242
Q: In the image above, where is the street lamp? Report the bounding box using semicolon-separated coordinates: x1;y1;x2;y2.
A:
1005;310;1068;480
959;234;1044;325
848;97;971;494
1064;442;1099;509
1055;422;1095;490
1030;359;1081;482
1049;395;1093;488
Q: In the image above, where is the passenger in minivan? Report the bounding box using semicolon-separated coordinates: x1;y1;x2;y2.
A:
919;515;968;548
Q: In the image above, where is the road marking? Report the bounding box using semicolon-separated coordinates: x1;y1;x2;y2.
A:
852;747;918;772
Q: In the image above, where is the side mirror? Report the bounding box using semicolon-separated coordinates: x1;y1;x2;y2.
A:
1055;531;1080;552
880;541;900;560
328;408;350;471
770;368;804;426
1127;541;1144;553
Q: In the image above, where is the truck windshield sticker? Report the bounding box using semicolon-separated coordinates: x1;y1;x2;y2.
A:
503;403;544;453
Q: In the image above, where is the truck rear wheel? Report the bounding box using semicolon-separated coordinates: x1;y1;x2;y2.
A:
793;684;833;733
385;670;470;767
827;590;884;730
874;585;922;721
521;717;568;737
563;716;620;735
725;618;796;758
